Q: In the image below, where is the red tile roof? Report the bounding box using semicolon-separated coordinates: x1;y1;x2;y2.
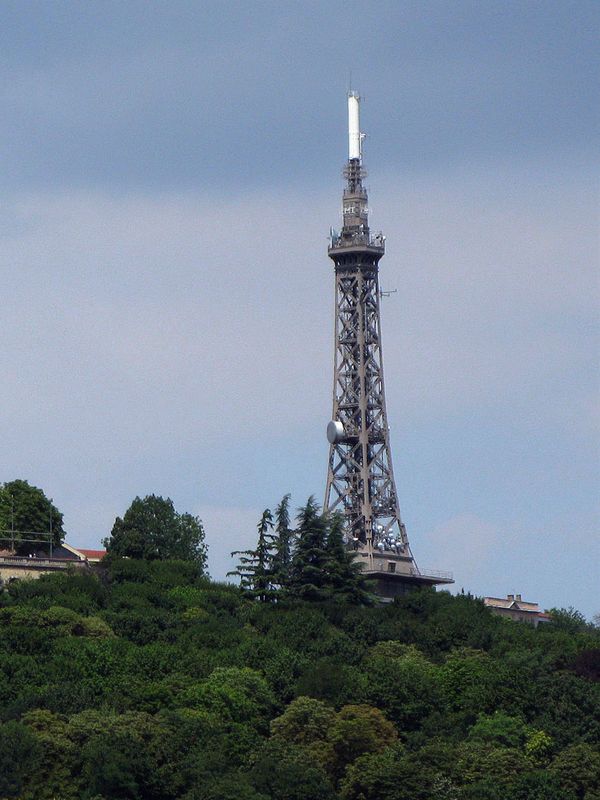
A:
77;549;107;560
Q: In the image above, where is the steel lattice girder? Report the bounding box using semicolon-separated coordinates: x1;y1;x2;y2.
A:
325;255;414;563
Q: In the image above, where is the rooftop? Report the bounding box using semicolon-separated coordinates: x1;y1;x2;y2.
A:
484;593;550;617
75;548;107;560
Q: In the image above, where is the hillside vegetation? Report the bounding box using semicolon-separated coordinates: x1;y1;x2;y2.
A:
0;560;598;800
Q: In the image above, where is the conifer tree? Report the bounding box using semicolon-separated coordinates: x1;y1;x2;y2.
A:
325;512;373;604
287;499;372;603
287;497;332;601
272;494;295;589
228;509;278;602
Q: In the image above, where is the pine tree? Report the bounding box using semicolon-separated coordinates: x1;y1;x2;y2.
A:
287;499;372;604
287;497;332;601
228;509;278;602
233;496;372;605
325;512;373;604
272;494;295;589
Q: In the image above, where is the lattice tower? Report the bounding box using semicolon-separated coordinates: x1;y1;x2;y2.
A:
324;92;419;575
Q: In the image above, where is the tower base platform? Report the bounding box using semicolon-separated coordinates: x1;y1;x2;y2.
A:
353;546;454;601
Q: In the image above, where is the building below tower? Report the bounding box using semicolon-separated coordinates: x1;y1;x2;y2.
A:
351;539;453;599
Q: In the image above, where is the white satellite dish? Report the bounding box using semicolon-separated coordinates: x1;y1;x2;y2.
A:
327;420;344;444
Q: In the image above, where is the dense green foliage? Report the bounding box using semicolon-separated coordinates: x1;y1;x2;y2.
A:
103;495;207;569
0;560;598;799
0;480;64;553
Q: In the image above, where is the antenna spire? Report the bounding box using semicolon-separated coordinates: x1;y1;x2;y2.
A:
348;91;361;161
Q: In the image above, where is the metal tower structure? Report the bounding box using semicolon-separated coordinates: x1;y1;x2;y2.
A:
324;92;452;596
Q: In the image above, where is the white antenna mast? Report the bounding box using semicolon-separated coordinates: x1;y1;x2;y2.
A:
348;91;362;161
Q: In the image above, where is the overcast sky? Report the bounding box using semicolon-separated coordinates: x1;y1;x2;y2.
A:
1;1;598;616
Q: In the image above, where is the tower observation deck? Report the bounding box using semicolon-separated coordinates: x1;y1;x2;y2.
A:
324;92;453;599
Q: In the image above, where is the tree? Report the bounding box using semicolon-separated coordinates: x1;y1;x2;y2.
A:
286;499;373;604
324;513;372;604
270;697;397;783
547;607;588;633
339;742;435;800
288;498;332;601
326;704;397;781
456;741;527;787
502;771;573;800
183;667;276;731
82;733;147;799
0;721;41;798
229;509;278;602
270;696;336;765
467;711;528;749
104;495;207;569
20;709;81;800
184;773;268;800
0;479;64;553
524;730;554;766
568;649;600;682
549;743;600;798
272;494;295;587
271;696;336;747
361;643;442;732
250;738;335;800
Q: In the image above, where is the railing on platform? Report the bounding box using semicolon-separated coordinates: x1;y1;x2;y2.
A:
368;557;453;582
329;231;385;250
417;568;454;580
0;555;86;569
